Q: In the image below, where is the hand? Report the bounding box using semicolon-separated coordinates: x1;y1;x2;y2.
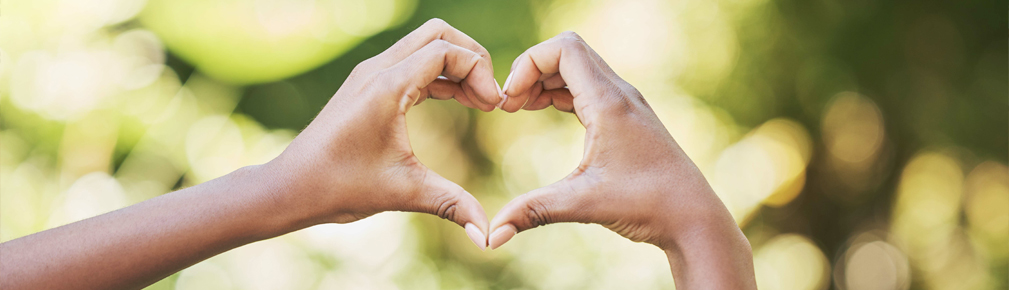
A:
488;32;756;289
265;19;502;249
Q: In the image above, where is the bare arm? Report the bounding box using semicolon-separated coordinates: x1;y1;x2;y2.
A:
0;166;300;289
0;18;499;290
489;31;758;289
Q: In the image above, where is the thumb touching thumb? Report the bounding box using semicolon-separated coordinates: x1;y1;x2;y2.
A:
487;181;585;249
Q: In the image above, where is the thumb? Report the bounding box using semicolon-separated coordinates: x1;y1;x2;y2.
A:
410;169;490;250
487;181;590;249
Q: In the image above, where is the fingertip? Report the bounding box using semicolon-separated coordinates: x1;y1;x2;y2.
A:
488;224;517;250
473;100;495;112
501;71;514;95
472;72;503;106
502;96;523;113
494;78;506;110
477;102;496;112
478;92;503;108
460;83;496;112
501;55;540;99
465;222;488;251
495;94;509;109
502;83;542;113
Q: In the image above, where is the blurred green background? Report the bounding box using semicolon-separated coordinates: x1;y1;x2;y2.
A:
1;0;1006;289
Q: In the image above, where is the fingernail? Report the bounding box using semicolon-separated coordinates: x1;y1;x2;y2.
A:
502;71;514;94
488;224;517;250
495;78;505;105
495;94;509;108
465;223;487;251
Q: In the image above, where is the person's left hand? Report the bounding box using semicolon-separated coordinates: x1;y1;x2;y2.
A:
261;19;501;249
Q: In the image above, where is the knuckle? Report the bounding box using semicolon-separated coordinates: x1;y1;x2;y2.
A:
351;57;377;76
559;30;582;40
370;69;396;90
425;39;451;51
616;84;646;112
470;52;485;64
558;37;588;53
348;68;380;94
368;69;409;104
433;193;460;222
607;94;635;115
424;18;450;31
421;178;464;223
585;81;640;117
523;196;553;229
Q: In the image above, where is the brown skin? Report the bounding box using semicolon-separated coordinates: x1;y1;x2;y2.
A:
0;20;756;290
488;31;757;290
0;19;496;290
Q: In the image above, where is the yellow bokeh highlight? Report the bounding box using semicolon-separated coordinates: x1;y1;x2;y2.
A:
821;92;886;193
59;112;120;176
710;118;812;224
138;0;416;84
833;231;911;290
823;92;884;165
890;151;997;289
753;234;831;290
963;161;1009;258
892;152;963;259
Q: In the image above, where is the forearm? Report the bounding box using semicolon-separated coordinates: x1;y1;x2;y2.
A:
0;165;303;290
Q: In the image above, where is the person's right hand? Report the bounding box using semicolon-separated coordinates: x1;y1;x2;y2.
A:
488;32;757;289
259;19;501;250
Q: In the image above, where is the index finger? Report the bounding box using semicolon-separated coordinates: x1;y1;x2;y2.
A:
383;39;497;112
372;18;501;106
499;31;609;113
373;18;491;68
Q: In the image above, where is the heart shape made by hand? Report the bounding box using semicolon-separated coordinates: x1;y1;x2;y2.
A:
353;21;755;288
343;20;744;259
260;19;755;289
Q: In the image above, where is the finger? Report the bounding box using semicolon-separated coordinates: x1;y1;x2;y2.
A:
542;73;567;90
430;78;484;111
417;79;489;111
499;31;601;113
500;81;543;113
526;88;573;111
522;90;551;111
502;32;637;126
374;18;490;68
503;72;565;112
519;74;563;111
383;40;498;111
487;181;590;249
462;81;496;112
374;18;501;105
416;78;461;103
409;170;490;251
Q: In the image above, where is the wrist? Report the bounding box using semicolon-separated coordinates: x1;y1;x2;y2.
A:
228;163;318;239
657;197;755;289
662;225;755;289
